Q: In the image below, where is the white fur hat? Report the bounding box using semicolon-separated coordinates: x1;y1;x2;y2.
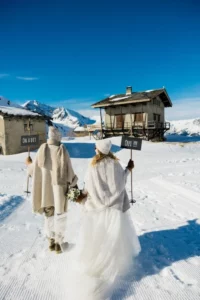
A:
96;139;112;155
48;126;62;141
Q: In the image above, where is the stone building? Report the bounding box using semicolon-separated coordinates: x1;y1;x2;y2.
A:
91;86;172;140
0;97;47;155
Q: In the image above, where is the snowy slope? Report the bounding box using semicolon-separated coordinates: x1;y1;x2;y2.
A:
23;100;95;128
168;118;200;136
0;137;200;299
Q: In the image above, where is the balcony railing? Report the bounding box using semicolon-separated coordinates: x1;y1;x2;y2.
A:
147;121;170;129
105;121;170;130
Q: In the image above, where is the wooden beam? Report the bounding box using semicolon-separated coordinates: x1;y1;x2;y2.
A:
112;114;115;131
130;106;133;136
121;106;124;130
109;107;112;130
100;108;103;138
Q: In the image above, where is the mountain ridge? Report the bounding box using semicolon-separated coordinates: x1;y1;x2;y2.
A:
23;100;95;128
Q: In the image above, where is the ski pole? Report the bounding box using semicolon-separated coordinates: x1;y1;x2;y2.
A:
130;149;136;204
24;175;31;196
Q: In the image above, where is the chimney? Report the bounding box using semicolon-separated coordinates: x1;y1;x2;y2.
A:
126;86;132;95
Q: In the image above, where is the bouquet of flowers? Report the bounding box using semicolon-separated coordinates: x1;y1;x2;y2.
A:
66;187;81;202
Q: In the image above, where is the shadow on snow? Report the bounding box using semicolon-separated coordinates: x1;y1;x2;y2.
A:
63;143;121;159
166;134;200;143
112;219;200;299
0;194;24;222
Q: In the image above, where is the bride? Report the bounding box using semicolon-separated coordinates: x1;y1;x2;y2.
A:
69;139;141;299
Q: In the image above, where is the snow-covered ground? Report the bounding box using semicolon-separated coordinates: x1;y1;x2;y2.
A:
0;137;200;299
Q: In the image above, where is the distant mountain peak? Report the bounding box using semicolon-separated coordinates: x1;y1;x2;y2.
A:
23;100;95;128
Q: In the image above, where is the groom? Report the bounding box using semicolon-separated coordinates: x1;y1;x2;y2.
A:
27;126;78;253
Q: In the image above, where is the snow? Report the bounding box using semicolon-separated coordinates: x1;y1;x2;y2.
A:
109;95;130;102
0;137;200;299
167;118;200;136
0;96;39;117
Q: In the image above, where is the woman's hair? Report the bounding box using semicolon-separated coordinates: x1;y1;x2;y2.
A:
91;151;118;166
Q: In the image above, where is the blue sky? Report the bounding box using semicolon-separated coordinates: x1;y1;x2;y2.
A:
0;0;200;120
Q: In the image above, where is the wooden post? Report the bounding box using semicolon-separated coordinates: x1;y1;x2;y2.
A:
25;175;31;196
100;108;103;139
112;113;115;132
25;118;32;195
109;108;112;130
28;118;31;157
129;107;136;204
121;106;124;132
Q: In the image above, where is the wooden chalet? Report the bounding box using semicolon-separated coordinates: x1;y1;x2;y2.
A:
91;86;172;140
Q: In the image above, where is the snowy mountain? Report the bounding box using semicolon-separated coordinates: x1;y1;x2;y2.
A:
23;100;95;128
167;118;200;136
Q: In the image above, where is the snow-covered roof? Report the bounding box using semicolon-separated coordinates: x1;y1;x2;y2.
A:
0;96;42;118
109;96;130;102
92;88;172;108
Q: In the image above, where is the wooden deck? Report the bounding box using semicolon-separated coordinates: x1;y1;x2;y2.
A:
102;122;170;141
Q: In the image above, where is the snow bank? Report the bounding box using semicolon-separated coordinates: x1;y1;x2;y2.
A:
167;118;200;136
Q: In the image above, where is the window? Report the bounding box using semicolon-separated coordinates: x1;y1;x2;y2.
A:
135;113;143;122
153;114;161;122
115;115;125;128
153;98;160;106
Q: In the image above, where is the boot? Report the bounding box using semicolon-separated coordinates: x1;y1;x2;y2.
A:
55;243;62;254
49;238;55;251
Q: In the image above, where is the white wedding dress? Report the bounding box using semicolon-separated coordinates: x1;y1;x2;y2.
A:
66;157;141;299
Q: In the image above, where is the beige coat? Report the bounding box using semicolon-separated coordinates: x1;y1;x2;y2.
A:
28;139;78;214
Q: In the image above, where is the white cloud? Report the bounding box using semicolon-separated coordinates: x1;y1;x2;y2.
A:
166;97;200;121
16;76;39;81
0;74;9;78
